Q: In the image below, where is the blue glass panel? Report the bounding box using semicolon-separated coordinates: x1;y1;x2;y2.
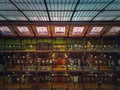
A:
51;17;71;21
106;4;120;10
0;3;17;10
114;0;120;3
6;17;18;20
115;17;120;21
72;11;99;21
12;0;46;10
93;11;120;21
77;3;108;10
46;0;77;10
14;16;28;21
46;0;78;4
0;11;27;21
0;0;10;3
27;17;49;21
72;17;94;21
47;4;76;10
23;11;48;17
5;16;28;21
49;11;72;21
93;17;115;21
49;11;72;17
73;11;99;17
105;3;120;10
0;16;6;20
97;11;120;16
0;11;25;16
77;0;113;10
11;0;44;3
23;11;49;21
50;16;71;21
80;0;113;3
15;3;46;10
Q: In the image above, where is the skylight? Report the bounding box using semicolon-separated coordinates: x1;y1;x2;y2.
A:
107;27;120;35
55;27;65;34
36;27;48;34
17;26;30;34
90;27;103;35
72;27;84;34
0;26;12;35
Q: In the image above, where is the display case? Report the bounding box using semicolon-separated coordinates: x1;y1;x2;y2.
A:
0;37;119;90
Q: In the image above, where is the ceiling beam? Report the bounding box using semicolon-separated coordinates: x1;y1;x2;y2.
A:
30;26;36;37
0;21;120;25
112;16;120;21
0;15;9;21
91;0;115;21
70;0;80;21
9;0;30;21
43;0;51;21
1;10;120;12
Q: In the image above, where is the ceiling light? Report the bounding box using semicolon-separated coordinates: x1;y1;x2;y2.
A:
90;27;103;35
107;27;120;34
72;27;84;34
17;26;30;34
55;27;65;34
36;27;48;34
0;26;12;35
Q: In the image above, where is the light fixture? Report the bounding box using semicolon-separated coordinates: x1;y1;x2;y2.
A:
72;27;84;34
107;27;120;35
55;27;65;34
17;26;30;34
0;26;12;35
26;72;29;73
52;53;55;58
30;45;33;48
90;27;103;35
36;27;48;34
64;53;68;58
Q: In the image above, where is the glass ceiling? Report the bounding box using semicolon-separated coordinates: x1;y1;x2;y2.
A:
0;0;120;21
